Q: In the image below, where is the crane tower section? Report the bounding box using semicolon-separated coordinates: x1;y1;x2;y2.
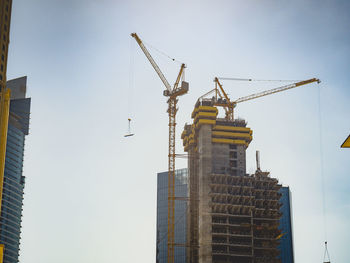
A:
131;33;188;263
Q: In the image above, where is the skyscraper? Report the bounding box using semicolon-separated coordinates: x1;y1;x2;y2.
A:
182;100;282;263
0;1;14;260
0;0;12;90
278;187;294;263
157;169;188;263
0;77;30;263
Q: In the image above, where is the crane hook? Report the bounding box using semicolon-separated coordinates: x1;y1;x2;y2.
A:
323;241;331;263
124;118;134;137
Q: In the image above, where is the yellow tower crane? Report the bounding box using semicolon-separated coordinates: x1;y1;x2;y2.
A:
131;33;188;263
198;77;320;120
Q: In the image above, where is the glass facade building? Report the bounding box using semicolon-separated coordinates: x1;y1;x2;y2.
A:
278;186;294;263
156;168;188;263
0;77;30;263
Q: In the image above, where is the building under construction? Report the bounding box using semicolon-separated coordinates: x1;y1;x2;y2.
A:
131;32;319;263
182;99;282;263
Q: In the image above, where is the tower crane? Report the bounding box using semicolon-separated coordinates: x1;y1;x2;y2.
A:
199;77;320;120
131;33;188;263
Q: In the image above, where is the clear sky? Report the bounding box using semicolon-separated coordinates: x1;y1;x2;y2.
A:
6;0;350;262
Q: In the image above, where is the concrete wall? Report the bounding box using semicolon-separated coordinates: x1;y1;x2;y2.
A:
198;124;212;263
212;143;229;174
237;145;246;176
212;143;246;176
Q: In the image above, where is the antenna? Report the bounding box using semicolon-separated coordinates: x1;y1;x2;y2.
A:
256;150;261;171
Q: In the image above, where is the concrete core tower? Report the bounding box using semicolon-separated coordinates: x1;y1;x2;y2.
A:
182;99;282;263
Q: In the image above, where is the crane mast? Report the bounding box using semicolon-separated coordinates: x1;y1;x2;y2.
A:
131;33;188;263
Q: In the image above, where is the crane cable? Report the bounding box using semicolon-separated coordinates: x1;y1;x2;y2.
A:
143;39;183;65
318;83;331;263
126;37;135;135
218;77;302;82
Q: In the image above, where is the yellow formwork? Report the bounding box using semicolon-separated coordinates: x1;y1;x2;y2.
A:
183;104;254;152
213;125;252;134
191;105;217;118
212;138;248;147
212;131;252;140
193;113;217;126
195;119;216;129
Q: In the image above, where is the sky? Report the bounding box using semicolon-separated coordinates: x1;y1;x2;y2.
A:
5;0;350;262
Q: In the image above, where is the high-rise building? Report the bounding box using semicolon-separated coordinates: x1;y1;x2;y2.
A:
0;0;12;90
278;187;294;263
156;169;188;263
181;100;282;263
0;77;30;263
0;1;14;260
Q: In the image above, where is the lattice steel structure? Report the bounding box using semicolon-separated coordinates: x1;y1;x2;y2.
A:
131;33;188;263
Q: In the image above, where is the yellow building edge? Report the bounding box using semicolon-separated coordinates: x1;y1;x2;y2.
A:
193;111;217;119
191;105;218;118
212;138;248;147
212;131;252;140
193;112;217;124
195;119;216;129
183;134;196;147
183;139;188;147
213;125;252;134
0;88;11;215
0;244;4;263
181;130;187;139
341;135;350;148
